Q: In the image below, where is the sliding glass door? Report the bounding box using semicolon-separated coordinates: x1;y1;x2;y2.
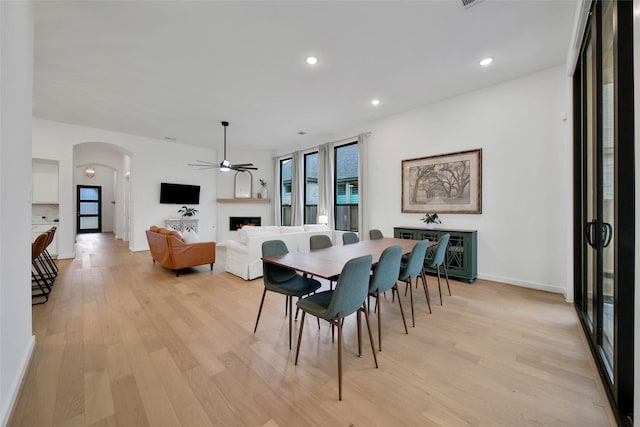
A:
573;1;633;424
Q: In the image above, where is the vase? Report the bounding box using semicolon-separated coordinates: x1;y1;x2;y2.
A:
261;188;268;199
425;223;436;229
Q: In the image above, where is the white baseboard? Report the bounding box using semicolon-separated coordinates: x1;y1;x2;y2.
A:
1;335;35;427
57;251;75;260
477;273;567;296
129;246;149;252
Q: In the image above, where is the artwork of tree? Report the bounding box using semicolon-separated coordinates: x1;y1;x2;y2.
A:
409;159;471;205
401;148;481;214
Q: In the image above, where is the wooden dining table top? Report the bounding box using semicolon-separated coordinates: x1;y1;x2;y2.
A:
261;237;435;280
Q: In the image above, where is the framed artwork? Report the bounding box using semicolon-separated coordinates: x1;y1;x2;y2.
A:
401;148;482;213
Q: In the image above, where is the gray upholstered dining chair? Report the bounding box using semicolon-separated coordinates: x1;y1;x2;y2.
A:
426;233;451;305
342;232;359;245
310;234;336;289
295;255;377;401
398;240;430;327
368;245;405;351
254;240;322;350
369;229;383;240
310;234;332;250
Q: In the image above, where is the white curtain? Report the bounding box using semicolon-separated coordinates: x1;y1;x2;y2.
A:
318;143;335;229
357;133;369;239
273;156;281;225
290;151;304;226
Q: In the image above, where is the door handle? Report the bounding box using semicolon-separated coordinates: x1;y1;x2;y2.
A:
585;220;596;248
602;222;613;248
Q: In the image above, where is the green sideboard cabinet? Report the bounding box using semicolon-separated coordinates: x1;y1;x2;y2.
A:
393;227;477;283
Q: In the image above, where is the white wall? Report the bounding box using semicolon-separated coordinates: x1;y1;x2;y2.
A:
0;2;36;426
279;66;573;296
32;119;219;254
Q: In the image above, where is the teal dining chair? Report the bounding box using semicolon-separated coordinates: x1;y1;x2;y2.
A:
342;232;359;245
368;245;405;351
254;240;322;350
310;234;336;289
426;233;451;305
398;240;431;327
295;255;377;401
369;229;383;240
310;234;332;250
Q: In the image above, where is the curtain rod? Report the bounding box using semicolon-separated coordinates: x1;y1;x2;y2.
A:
275;131;372;160
329;131;371;145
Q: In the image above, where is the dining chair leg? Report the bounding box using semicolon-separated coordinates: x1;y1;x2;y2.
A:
436;267;443;305
393;285;409;335
337;313;343;401
362;303;378;368
253;288;267;333
420;270;432;314
288;295;293;350
408;279;415;327
294;311;306;365
376;289;382;351
444;263;452;296
357;306;363;357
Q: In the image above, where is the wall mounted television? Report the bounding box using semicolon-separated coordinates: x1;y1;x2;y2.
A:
160;182;200;205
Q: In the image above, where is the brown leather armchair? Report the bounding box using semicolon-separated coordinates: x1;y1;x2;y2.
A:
145;226;216;276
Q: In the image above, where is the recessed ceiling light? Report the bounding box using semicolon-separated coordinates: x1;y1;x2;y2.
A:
297;131;307;135
371;99;381;106
306;56;318;65
479;57;493;66
164;136;176;141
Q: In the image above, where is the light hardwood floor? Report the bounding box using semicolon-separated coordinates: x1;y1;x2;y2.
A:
11;233;616;426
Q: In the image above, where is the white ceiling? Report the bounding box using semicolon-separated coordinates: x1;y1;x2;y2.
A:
33;0;578;151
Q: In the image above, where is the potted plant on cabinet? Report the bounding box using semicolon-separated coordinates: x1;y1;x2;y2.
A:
421;212;441;229
178;206;198;218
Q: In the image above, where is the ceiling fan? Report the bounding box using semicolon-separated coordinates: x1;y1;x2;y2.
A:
188;121;257;172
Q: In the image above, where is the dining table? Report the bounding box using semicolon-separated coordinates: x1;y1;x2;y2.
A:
261;237;436;279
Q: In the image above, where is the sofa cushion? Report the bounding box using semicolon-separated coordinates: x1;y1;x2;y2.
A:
303;224;330;232
280;226;305;234
150;225;160;232
238;225;280;244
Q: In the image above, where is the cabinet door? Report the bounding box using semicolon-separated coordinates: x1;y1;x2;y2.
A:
32;161;59;203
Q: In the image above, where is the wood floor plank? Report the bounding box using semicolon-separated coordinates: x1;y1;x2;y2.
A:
9;233;616;427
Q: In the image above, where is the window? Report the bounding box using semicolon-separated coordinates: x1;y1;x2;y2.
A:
334;142;358;231
304;152;318;224
280;158;292;226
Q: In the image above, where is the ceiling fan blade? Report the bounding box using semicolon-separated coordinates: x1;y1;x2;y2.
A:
231;163;254;167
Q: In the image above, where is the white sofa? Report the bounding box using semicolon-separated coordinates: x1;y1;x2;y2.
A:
224;225;334;280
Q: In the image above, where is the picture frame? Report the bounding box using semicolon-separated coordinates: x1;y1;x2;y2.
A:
401;148;482;213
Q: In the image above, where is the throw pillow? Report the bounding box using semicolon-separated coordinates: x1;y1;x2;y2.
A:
182;230;200;243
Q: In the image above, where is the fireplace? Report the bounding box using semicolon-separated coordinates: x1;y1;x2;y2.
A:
230;216;261;231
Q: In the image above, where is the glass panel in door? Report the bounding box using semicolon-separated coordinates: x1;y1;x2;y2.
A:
584;32;596;330
77;185;102;233
600;0;615;370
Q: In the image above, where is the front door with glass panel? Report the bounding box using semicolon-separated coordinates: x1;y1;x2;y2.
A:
77;185;102;233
